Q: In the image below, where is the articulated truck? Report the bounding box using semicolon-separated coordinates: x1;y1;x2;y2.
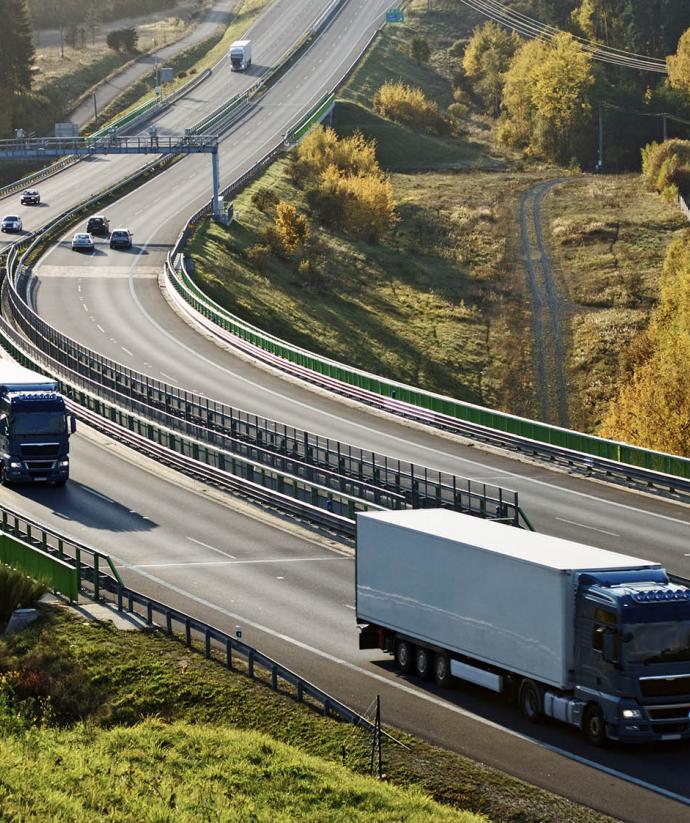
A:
0;364;75;485
356;509;690;745
229;40;252;71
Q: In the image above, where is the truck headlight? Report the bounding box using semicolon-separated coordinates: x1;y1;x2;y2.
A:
622;708;642;719
58;460;69;467
9;461;22;469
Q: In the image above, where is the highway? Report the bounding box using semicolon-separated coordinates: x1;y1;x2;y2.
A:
3;0;690;818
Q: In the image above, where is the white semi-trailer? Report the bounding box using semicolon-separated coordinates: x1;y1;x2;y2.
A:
356;509;690;745
229;40;252;71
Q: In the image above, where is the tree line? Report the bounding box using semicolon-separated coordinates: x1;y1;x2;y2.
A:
454;9;690;169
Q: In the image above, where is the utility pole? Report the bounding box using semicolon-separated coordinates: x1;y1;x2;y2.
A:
662;113;668;142
596;102;604;172
92;92;98;128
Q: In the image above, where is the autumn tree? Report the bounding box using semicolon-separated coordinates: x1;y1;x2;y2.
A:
462;22;521;116
668;28;690;98
290;126;378;185
273;202;310;259
499;33;595;162
317;166;397;243
599;234;690;455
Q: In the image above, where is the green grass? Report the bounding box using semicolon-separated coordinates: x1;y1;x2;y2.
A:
540;174;687;431
190;159;552;413
0;607;612;822
0;721;480;821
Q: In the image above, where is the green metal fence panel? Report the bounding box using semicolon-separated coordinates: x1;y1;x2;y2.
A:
0;534;79;601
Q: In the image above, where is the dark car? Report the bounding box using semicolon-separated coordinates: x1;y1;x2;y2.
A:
86;215;110;235
20;189;40;205
109;228;133;249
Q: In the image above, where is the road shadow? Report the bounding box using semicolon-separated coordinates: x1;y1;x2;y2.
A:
16;481;158;534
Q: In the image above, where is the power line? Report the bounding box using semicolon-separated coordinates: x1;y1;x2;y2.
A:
455;0;668;73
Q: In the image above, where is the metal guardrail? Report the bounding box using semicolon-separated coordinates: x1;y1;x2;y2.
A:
0;155;82;201
168;254;690;501
2;509;375;733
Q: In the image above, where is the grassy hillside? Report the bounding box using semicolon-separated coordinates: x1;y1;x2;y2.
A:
0;721;477;821
540;175;686;431
0;607;610;822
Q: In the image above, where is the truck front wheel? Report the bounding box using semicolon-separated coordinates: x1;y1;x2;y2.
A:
583;704;607;747
519;679;544;723
395;640;414;673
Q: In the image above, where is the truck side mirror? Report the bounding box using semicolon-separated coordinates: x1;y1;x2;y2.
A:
70;415;77;434
602;631;618;664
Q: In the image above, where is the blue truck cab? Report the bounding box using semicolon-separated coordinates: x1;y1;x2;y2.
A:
0;364;75;485
575;569;690;743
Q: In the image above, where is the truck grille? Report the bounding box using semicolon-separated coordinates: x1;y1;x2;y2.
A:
652;723;687;734
640;675;690;698
21;443;60;458
647;705;690;720
27;461;55;472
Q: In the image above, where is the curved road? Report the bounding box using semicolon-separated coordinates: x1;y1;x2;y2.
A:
2;1;690;819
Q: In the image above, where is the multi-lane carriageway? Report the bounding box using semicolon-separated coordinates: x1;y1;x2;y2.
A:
3;0;690;818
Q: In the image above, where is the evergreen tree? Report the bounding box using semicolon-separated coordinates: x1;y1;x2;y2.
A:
0;0;35;94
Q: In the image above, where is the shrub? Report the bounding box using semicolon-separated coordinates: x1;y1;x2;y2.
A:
289;127;378;186
641;139;690;198
251;187;279;212
0;566;47;625
246;243;271;272
373;81;445;134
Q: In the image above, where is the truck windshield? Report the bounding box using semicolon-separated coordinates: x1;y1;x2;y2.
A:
12;411;66;435
624;621;690;664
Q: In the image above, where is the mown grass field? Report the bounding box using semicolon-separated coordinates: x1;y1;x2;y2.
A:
540;174;687;431
0;607;612;822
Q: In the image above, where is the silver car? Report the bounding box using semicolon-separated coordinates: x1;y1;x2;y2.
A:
71;232;94;252
1;215;22;233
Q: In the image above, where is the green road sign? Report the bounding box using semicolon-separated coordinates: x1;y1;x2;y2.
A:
386;9;404;23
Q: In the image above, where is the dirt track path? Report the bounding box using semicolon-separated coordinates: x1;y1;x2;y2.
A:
518;178;570;427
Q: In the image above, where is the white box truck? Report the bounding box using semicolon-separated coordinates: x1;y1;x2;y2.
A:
229;40;252;71
356;509;690;745
0;363;75;485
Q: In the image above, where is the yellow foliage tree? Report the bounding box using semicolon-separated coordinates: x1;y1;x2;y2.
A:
599;234;690;455
274;201;310;258
462;21;521;116
499;34;594;161
667;28;690;96
290;126;378;185
320;165;397;242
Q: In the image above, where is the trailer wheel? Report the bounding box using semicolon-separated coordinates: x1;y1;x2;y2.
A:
433;652;453;688
415;647;432;680
583;704;608;747
519;679;543;723
395;640;414;674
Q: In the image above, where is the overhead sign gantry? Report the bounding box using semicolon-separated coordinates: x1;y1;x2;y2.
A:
0;131;223;216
